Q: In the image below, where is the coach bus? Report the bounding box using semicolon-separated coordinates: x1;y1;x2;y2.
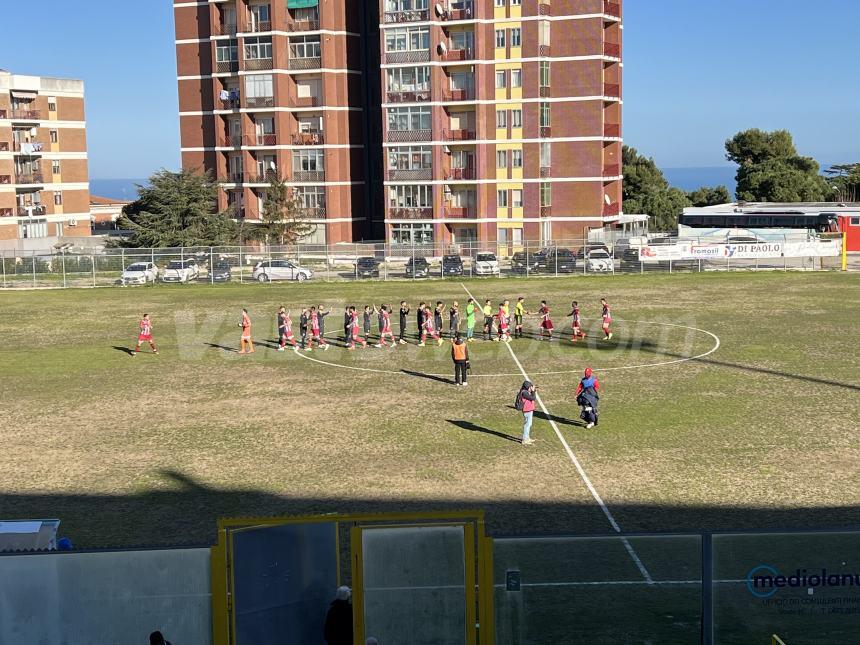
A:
679;210;838;232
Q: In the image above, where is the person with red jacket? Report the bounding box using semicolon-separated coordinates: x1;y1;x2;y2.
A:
575;367;601;428
516;380;537;445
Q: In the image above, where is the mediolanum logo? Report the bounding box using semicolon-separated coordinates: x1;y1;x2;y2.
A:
746;564;860;598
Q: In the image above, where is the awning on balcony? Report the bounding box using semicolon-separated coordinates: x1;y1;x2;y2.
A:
287;0;318;7
11;91;37;100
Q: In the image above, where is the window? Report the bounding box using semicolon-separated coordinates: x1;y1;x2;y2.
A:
512;189;523;208
540;141;551;167
539;103;551;127
540;182;551;206
49;129;58;144
244;37;273;60
450;31;473;52
496;110;507;128
511;69;522;88
290;36;321;59
388;146;432;170
256;154;277;178
245;74;273;100
385;0;430;11
497;228;509;243
388;106;431;131
297;115;322;133
850;216;860;226
510;28;521;47
511;0;522;5
295;186;326;209
539;61;550;87
48;97;57;112
385;26;430;52
52;160;61;175
494;0;505;5
495;71;506;89
511;109;522;127
292;149;324;171
19;219;48;239
512;149;523;167
54;191;63;205
496;150;507;168
495;29;505;48
249;3;270;29
512;228;523;243
388;184;432;208
216;40;238;62
387;66;431;91
497;190;508;207
539;20;550;46
391;222;433;245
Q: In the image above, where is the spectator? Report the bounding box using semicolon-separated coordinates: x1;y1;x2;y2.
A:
149;631;172;645
451;333;469;386
324;586;353;645
575;367;600;428
516;381;537;445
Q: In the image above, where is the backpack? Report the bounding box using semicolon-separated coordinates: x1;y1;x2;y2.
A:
514;389;525;411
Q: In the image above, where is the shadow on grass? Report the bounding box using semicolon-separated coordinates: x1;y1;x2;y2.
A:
401;369;453;385
504;405;584;428
204;342;237;353
111;346;135;356
447;419;522;444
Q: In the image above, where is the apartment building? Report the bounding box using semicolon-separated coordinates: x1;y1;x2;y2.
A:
174;0;369;244
0;71;91;249
380;0;622;245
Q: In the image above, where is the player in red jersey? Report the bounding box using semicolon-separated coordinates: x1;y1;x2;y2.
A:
276;306;296;351
538;300;554;341
133;313;158;356
419;305;443;346
374;305;397;349
495;301;511;342
347;306;367;350
567;300;586;343
600;298;613;340
309;306;329;351
238;308;254;354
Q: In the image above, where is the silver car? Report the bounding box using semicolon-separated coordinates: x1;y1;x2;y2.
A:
252;259;313;282
121;262;158;285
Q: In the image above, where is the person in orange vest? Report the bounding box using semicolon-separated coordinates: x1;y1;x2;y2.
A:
238;308;254;354
451;332;469;386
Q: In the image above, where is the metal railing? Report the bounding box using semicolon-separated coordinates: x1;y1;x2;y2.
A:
441;87;475;102
244;58;274;71
256;133;278;146
383;9;429;23
604;83;621;98
604;42;621;58
288;56;321;70
287;19;320;32
292;169;325;181
604;0;621;17
215;60;239;73
291;132;324;145
387;168;433;181
444;167;476;180
16;173;44;184
384;49;431;64
386;90;432;103
442;128;476;141
387;129;431;142
245;96;275;108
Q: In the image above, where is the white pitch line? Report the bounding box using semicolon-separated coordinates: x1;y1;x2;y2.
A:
460;283;654;585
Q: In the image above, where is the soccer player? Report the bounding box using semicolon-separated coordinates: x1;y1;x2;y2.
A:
513;297;527;339
568;300;586;343
600;298;613;340
482;299;494;340
310;306;329;351
502;299;512;341
238;308;254;354
434;301;445;339
449;301;460;337
496;301;510;342
347;306;367;350
465;298;477;342
316;305;330;346
398;301;410;345
375;305;397;349
276;306;296;351
299;308;311;351
538;301;554;341
416;301;426;342
419;305;443;346
133;313;158;356
343;306;351;345
363;305;375;343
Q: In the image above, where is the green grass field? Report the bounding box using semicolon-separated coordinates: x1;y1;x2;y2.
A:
0;271;858;554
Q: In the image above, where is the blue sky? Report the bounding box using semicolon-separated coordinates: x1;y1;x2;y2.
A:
1;0;858;178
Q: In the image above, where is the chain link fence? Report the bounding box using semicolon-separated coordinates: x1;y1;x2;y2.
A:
0;235;846;289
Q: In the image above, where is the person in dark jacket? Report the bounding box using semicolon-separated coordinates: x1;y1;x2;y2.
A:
434;301;445;338
324;586;353;645
149;631;172;645
317;304;329;340
399;301;410;344
416;301;426;341
517;380;537;445
575;367;600;428
343;306;351;345
451;333;469;386
299;307;310;351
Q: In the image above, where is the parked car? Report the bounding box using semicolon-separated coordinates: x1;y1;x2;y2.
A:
620;247;642;269
537;248;577;273
160;259;199;283
252;259;313;282
354;256;381;278
121;262;158;285
585;249;615;273
511;251;540;274
201;260;232;283
405;256;430;278
474;252;500;276
575;244;610;259
441;254;464;276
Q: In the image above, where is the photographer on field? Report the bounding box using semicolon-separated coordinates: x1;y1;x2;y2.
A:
514;380;537;445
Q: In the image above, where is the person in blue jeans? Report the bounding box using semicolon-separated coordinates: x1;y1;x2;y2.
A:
517;380;537;445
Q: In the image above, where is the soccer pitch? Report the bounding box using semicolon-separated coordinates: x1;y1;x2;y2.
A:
0;272;858;548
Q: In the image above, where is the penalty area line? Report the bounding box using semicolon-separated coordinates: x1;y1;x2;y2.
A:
460;283;654;585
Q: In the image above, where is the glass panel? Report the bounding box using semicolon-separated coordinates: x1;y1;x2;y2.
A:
362;525;466;644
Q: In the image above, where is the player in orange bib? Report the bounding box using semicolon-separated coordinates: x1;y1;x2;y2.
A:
238;308;255;354
133;313;158;356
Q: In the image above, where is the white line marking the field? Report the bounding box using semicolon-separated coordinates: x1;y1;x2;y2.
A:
460;283;654;585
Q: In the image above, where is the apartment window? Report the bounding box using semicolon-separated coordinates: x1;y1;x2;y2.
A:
511;0;521;5
385;26;430;52
216;40;239;62
52;160;61;175
386;0;430;11
244;37;273;60
255;116;275;137
388;146;432;170
512;189;523;208
539;20;551;46
54;191;63;206
48;97;57;112
292;149;324;171
391;222;433;245
387;66;431;91
297;115;322;133
496;110;507;128
498;228;509;243
19;219;48;239
540;182;551;206
249;3;271;30
495;71;506;89
510;28;521;47
295;186;326;209
511;69;522;88
497;190;508;207
450;31;474;52
495;30;505;48
539;61;550;87
511;109;522;127
389;184;432;208
539;103;551;127
256;154;277;178
290;36;321;59
49;129;58;144
512;228;523;243
512;149;523;167
540;141;551;167
496;150;507;168
388;106;431;131
245;74;273;101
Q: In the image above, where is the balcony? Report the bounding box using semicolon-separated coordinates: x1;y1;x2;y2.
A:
0;208;12;217
383;9;429;23
0;142;8;152
293;95;320;108
248;20;272;33
604;83;621;98
11;110;41;121
539;126;552;138
388;207;432;219
224;135;248;147
538;1;551;16
18;205;47;217
0;175;10;185
291;132;324;145
386;90;431;103
16;173;45;185
539;166;551;178
540;205;552;217
603;202;621;216
441;87;474;102
604;123;620;138
444;167;475;180
385;50;430;64
603;164;620;177
538;45;550;56
441;47;473;62
443;206;475;219
216;60;239;73
228;173;245;184
387;129;431;143
539;85;551;98
245;96;275;108
604;42;621;58
215;22;238;36
0;109;6;119
293;170;325;181
387;168;432;181
442;129;476;141
245;57;274;71
13;141;45;154
302;206;326;218
604;0;621;18
257;133;278;146
289;56;321;70
287;19;320;32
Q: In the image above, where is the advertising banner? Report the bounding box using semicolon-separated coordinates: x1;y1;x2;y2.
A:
638;240;841;261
